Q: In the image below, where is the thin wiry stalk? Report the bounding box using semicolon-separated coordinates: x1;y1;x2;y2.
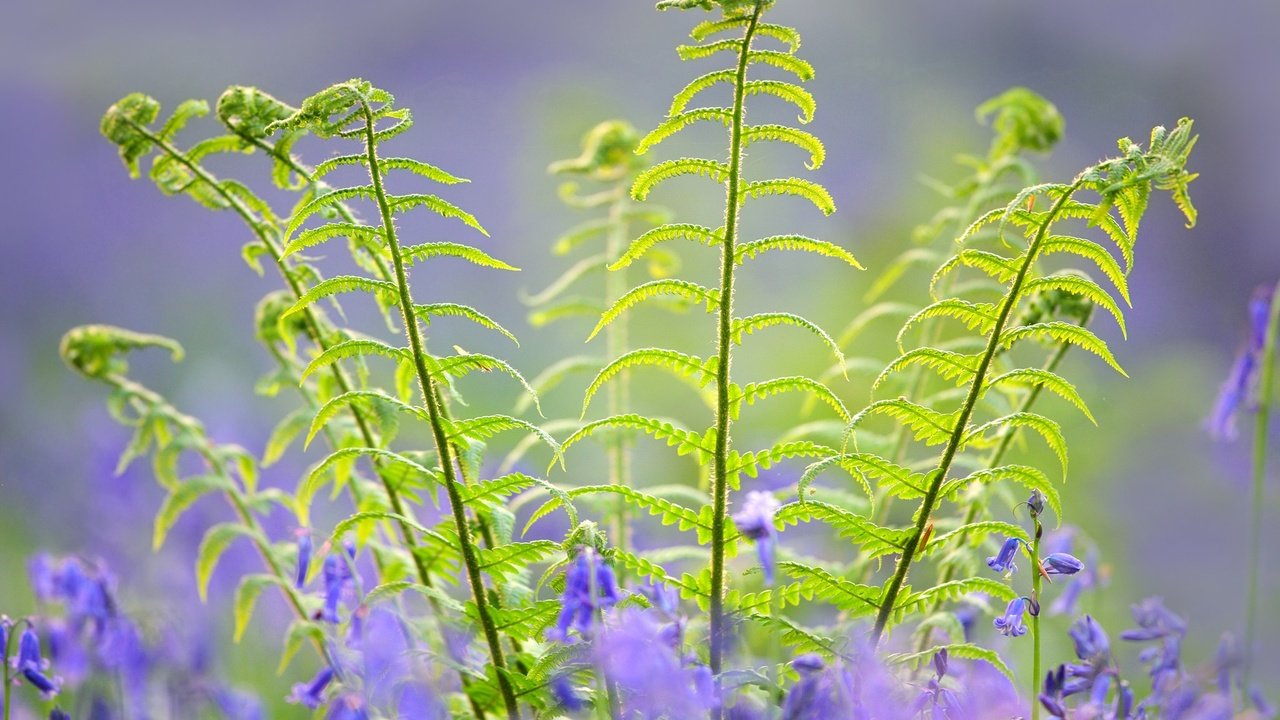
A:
871;181;1082;642
604;185;635;562
357;100;522;720
709;2;764;691
1244;282;1280;694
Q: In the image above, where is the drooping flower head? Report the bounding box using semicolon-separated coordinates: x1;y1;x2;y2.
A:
1208;282;1277;440
596;608;716;718
549;547;620;643
288;666;335;709
986;537;1024;576
295;529;313;589
13;625;61;698
993;596;1031;638
1041;552;1084;576
731;491;781;585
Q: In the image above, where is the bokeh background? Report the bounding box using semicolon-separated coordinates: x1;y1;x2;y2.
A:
2;0;1278;714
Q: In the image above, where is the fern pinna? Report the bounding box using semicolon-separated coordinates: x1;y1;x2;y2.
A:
838;119;1197;656
553;0;859;683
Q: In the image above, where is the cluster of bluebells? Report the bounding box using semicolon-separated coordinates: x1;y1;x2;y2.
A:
1039;599;1274;719
985;495;1085;641
5;554;262;720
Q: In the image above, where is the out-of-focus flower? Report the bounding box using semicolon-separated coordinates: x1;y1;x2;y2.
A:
596;608;715;718
14;625;61;698
295;530;312;589
550;675;586;713
549;547;619;643
49;710;71;720
326;693;370;720
986;537;1023;576
731;491;781;585
993;597;1029;637
1207;283;1275;441
1041;553;1084;576
288;667;335;709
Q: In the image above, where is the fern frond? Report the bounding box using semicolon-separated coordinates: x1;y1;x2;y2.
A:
746;50;814;81
846;398;959;447
963;411;1068;477
561;414;713;463
281;223;383;258
676;38;744;62
305;390;429;448
609;223;723;271
300;339;408;381
733;234;862;269
298;448;438;523
999;321;1125;376
636;108;733;154
588;280;721;341
446;415;562;461
413;303;519;345
431;352;542;414
668;70;736;117
896;299;1000;349
631;158;731;200
885;643;1014;684
728;440;834;479
283;275;398;318
730;313;844;366
777;501;911;559
744;80;815;124
921;522;1030;556
872;348;982;393
729;376;849;422
743;124;824;169
526;485;712;543
401;242;519;271
386;193;489;236
1020;273;1126;337
984;368;1095;424
740;178;835;215
521;255;608;306
581;349;718;417
779;562;882;617
1039;235;1130;303
941;464;1062;520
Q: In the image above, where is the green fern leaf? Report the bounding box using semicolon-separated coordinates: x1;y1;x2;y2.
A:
733;234;861;269
300;339;409;382
779;562;882;616
964;412;1068;477
897;300;1000;349
263;407;313;466
233;574;293;642
743;80;815;124
377;157;469;185
846;398;959;448
298;449;438;524
921;521;1030;557
740;178;835;215
387;194;489;236
930;249;1021;297
984;368;1096;424
1000;321;1126;376
476;541;562;584
588;280;720;341
872;348;982;393
401;242;519;271
283;275;398;318
561;414;713;463
527;485;710;542
636;108;733;154
1039;235;1130;303
942;464;1062;521
521;255;608;306
581;349;718;417
728;440;834;479
1020;273;1127;337
609;224;722;271
885;643;1014;684
668;70;736;117
195;522;261;601
777;501;911;559
729;376;850;422
413;303;519;345
746;50;814;81
632;158;730;200
281;223;383;259
154;475;233;550
305;390;428;449
446;415;562;462
730;313;844;367
743;124;825;169
431;352;542;415
676;38;743;62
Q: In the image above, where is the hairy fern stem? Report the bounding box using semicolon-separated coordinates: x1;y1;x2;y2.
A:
1244;282;1280;696
358;101;521;720
871;181;1083;642
605;187;635;565
709;2;764;686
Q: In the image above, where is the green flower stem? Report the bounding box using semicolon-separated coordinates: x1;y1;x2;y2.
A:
3;617;21;720
128;123;438;594
359;101;521;720
709;2;764;691
1244;281;1280;695
871;181;1082;643
1030;517;1044;720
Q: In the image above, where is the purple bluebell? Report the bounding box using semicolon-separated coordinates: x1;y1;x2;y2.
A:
288;666;335;709
909;649;961;719
320;554;349;623
1213;633;1241;695
781;654;854;720
1041;552;1084;576
1062;616;1111;697
210;687;265;720
595;608;716;718
731;491;781;585
550;675;585;712
295;529;313;589
1208;283;1275;440
326;693;370;720
1122;597;1187;698
98;619;150;715
15;625;62;698
49;710;71;720
993;596;1029;637
986;537;1023;575
1026;490;1046;518
46;619;88;684
1251;687;1276;718
1121;596;1186;642
548;547;619;643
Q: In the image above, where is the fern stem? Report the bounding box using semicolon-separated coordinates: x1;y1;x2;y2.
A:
129;123;441;595
709;2;764;692
1244;281;1280;696
358;101;522;720
605;184;634;567
871;181;1082;643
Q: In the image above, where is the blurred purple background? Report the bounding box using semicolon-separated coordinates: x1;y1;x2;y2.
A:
2;0;1279;705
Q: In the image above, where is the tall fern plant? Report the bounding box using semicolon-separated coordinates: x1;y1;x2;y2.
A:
560;0;859;682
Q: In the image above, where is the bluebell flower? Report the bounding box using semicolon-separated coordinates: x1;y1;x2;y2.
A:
909;649;961;718
320;555;349;623
326;693;370;720
210;687;265;720
1026;490;1046;518
781;654;855;720
550;675;586;712
295;529;313;589
14;626;61;699
1251;687;1276;719
993;597;1029;637
1062;616;1111;697
1041;552;1084;576
595;608;716;718
1213;633;1241;695
1208;283;1275;441
49;710;71;720
548;547;619;643
1121;596;1186;642
986;537;1023;575
731;491;781;585
288;666;335;709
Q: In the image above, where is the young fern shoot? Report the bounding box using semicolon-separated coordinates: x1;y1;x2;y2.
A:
566;0;857;686
265;80;553;720
864;119;1199;643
